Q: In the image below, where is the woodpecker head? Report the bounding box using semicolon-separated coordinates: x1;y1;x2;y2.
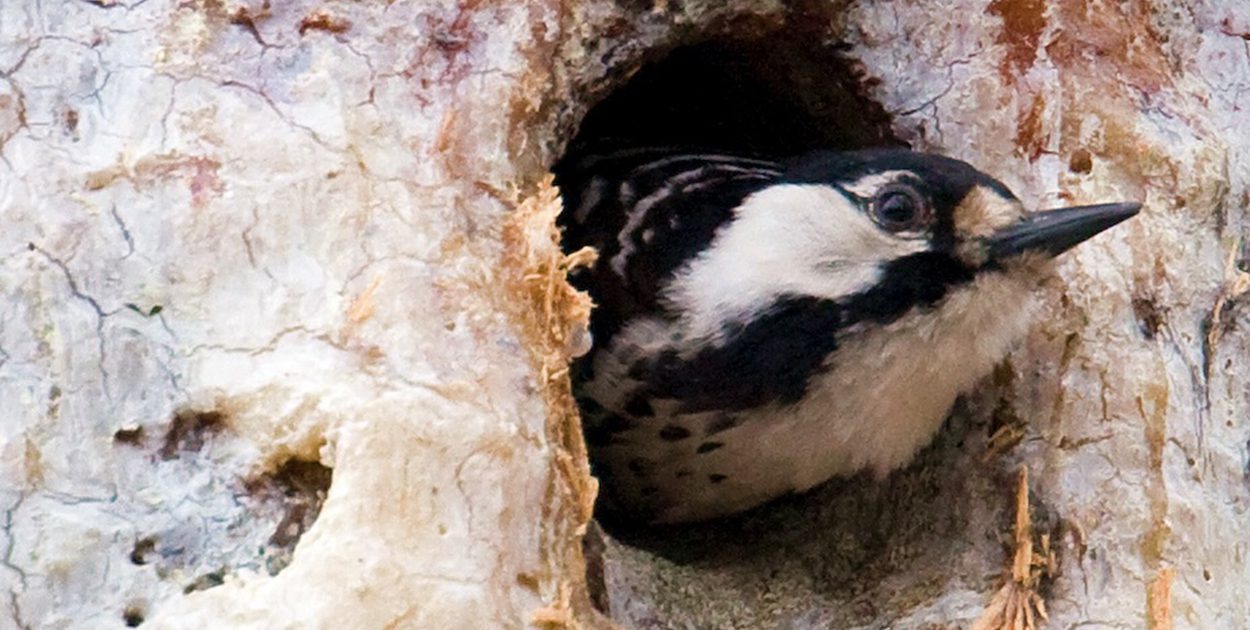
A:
791;149;1139;267
663;149;1140;344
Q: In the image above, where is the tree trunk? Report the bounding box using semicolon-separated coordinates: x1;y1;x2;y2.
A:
1;1;1247;629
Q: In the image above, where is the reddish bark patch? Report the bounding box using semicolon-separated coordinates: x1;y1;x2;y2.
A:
299;11;351;36
89;152;225;207
1046;0;1172;93
185;157;224;207
988;0;1046;82
1015;93;1047;161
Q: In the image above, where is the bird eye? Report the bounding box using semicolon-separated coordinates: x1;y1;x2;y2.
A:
870;185;930;233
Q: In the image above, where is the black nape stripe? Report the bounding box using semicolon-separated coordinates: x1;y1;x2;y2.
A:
636;251;975;414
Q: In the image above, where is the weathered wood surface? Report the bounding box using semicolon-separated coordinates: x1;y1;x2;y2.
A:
1;1;1247;628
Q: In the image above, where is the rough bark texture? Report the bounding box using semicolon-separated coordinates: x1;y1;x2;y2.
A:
1;1;1247;629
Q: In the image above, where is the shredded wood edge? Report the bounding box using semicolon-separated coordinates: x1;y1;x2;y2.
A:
504;176;615;629
971;467;1054;630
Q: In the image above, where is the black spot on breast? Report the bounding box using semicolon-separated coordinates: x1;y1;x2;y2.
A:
659;425;691;441
640;485;659;497
589;414;639;448
696;442;723;454
708;474;728;484
706;414;742;435
625;394;655;417
602;414;638;434
627;458;651;477
675;469;692;478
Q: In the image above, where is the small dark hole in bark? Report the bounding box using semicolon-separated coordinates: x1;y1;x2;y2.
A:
1132;296;1164;339
130;536;157;565
122;606;145;627
1068;148;1093;174
63;108;79;134
516;571;542;592
244;458;333;575
114;426;145;446
183;569;226;594
159;410;226;460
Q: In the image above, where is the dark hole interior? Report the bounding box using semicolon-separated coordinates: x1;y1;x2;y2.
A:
244;457;334;576
562;37;903;161
122;605;145;627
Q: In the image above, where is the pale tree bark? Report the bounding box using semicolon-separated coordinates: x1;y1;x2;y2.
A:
1;1;1247;629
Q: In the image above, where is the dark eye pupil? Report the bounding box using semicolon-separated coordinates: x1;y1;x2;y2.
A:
875;192;925;231
879;193;916;224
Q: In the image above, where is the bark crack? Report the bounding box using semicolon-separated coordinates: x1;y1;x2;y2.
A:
109;205;135;259
890;48;983;117
30;244;119;400
2;494;30;630
185;324;328;357
215;78;335;151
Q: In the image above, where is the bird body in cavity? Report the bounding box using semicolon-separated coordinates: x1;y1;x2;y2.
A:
556;147;1139;524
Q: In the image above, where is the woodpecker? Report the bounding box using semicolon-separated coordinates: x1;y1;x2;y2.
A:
555;147;1139;524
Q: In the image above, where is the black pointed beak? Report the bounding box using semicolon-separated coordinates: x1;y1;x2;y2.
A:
986;202;1141;262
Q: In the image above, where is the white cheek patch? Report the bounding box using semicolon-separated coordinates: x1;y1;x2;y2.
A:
953;185;1025;237
660;184;925;346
